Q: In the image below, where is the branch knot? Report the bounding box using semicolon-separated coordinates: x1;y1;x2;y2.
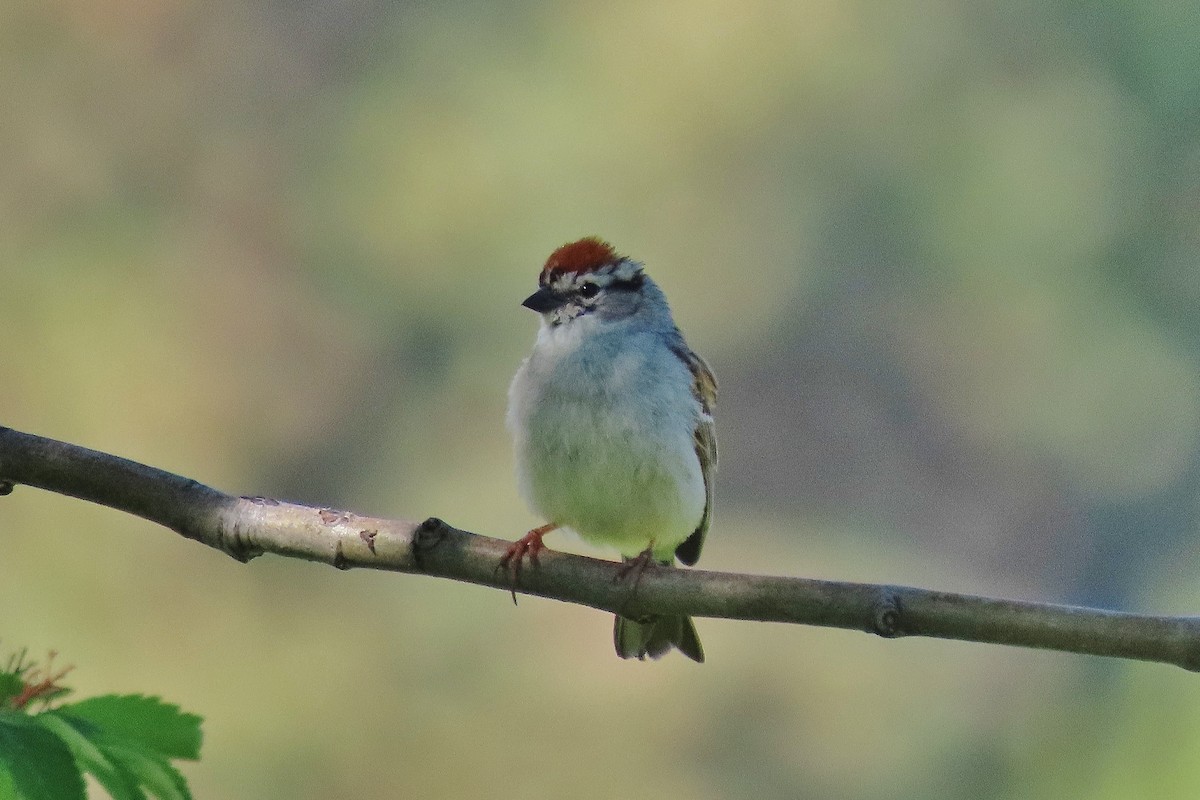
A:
412;517;448;571
871;590;904;638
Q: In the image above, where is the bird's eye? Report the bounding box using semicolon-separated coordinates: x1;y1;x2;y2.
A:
578;283;600;299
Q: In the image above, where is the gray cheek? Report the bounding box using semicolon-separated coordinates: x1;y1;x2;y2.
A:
597;292;640;320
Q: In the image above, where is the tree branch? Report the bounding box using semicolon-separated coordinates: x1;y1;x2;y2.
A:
3;425;1199;670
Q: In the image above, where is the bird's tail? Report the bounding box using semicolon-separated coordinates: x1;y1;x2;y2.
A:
613;613;704;662
612;555;704;663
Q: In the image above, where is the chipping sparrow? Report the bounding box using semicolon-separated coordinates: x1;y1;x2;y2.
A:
505;237;717;662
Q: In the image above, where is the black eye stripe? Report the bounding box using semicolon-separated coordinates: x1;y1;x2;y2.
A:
543;270;642;298
608;274;644;292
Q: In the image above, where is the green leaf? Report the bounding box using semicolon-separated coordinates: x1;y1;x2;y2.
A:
44;695;202;800
0;715;86;800
0;671;24;705
104;744;191;800
56;694;203;760
34;713;145;800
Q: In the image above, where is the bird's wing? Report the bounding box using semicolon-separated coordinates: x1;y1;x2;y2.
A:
672;346;717;567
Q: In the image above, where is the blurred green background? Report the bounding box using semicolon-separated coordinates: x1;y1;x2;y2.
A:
5;0;1200;797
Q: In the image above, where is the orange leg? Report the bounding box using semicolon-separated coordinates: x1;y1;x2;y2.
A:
498;523;558;603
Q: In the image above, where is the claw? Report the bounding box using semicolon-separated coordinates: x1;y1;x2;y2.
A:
613;544;659;620
614;543;657;585
497;523;558;604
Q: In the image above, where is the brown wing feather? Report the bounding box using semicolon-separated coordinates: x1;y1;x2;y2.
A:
672;347;717;566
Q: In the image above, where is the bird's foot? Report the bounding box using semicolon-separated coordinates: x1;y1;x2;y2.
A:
497;523;558;604
613;544;660;619
614;543;657;586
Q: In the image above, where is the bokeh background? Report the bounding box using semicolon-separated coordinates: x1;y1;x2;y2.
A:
5;1;1200;797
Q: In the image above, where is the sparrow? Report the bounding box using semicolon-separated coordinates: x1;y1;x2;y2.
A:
505;237;717;662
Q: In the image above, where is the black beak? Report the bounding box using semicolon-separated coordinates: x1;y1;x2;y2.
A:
521;287;561;313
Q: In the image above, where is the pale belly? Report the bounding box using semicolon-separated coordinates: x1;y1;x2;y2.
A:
519;422;704;560
509;323;706;560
